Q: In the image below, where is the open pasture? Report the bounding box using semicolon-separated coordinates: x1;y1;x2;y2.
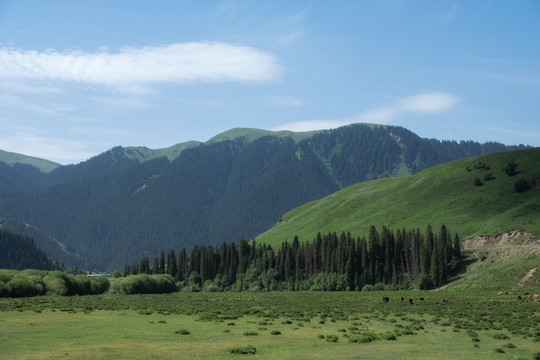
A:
1;291;539;359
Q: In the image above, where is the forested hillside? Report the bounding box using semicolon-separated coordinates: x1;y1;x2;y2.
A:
0;230;60;270
0;124;528;270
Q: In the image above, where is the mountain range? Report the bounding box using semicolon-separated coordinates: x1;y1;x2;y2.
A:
0;124;531;271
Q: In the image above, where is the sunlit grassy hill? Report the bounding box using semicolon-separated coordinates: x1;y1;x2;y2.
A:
0;149;60;173
257;147;540;248
207;127;323;143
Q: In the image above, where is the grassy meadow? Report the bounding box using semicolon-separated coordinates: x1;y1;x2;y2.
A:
1;291;539;359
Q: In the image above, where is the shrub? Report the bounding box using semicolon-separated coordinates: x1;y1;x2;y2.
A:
7;275;39;297
383;332;397;340
242;331;258;336
494;348;505;353
418;273;433;290
325;335;338;343
359;332;379;343
493;333;510;340
271;330;281;335
116;274;176;294
229;345;256;354
401;328;414;335
473;178;483;187
43;275;68;296
175;329;190;335
514;179;531;193
503;160;519;176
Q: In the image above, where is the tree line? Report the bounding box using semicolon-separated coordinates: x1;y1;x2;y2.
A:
124;224;461;291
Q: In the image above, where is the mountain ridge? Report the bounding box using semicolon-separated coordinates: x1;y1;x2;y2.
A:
0;124;531;270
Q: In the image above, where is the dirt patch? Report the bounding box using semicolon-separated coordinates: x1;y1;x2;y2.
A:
464;230;540;247
518;266;537;288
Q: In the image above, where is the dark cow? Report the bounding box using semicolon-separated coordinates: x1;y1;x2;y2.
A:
441;298;448;303
418;297;425;301
400;296;405;302
408;298;413;304
381;296;390;303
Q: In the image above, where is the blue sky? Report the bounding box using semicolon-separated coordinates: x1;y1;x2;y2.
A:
0;0;539;164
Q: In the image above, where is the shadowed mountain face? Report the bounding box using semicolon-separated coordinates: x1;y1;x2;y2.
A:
0;124;528;270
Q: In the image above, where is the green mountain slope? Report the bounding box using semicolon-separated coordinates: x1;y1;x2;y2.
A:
445;247;539;290
257;148;540;247
0;149;60;173
207;127;322;143
123;141;202;162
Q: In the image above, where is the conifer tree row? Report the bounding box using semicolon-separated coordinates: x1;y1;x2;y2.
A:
124;224;461;291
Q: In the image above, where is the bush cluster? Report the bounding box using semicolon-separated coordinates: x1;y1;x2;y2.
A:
0;269;109;297
109;274;176;295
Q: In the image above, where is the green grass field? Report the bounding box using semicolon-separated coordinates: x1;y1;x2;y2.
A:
1;291;538;359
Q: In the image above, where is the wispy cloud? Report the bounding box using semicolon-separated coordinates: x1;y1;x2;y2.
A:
0;42;282;91
90;96;154;111
177;98;225;106
484;126;539;140
272;92;458;132
0;130;101;165
277;29;307;46
267;96;303;107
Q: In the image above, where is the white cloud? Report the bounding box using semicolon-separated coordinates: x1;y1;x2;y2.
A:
272;92;458;132
396;92;457;113
0;42;281;91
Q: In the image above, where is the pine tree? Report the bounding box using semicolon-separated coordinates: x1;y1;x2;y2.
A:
167;250;177;277
159;252;165;274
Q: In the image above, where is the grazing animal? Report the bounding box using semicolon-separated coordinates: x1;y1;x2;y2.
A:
408;298;413;304
418;297;425;301
441;298;448;303
527;295;532;300
534;294;539;301
381;296;390;303
498;291;503;295
400;296;405;302
517;295;522;301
